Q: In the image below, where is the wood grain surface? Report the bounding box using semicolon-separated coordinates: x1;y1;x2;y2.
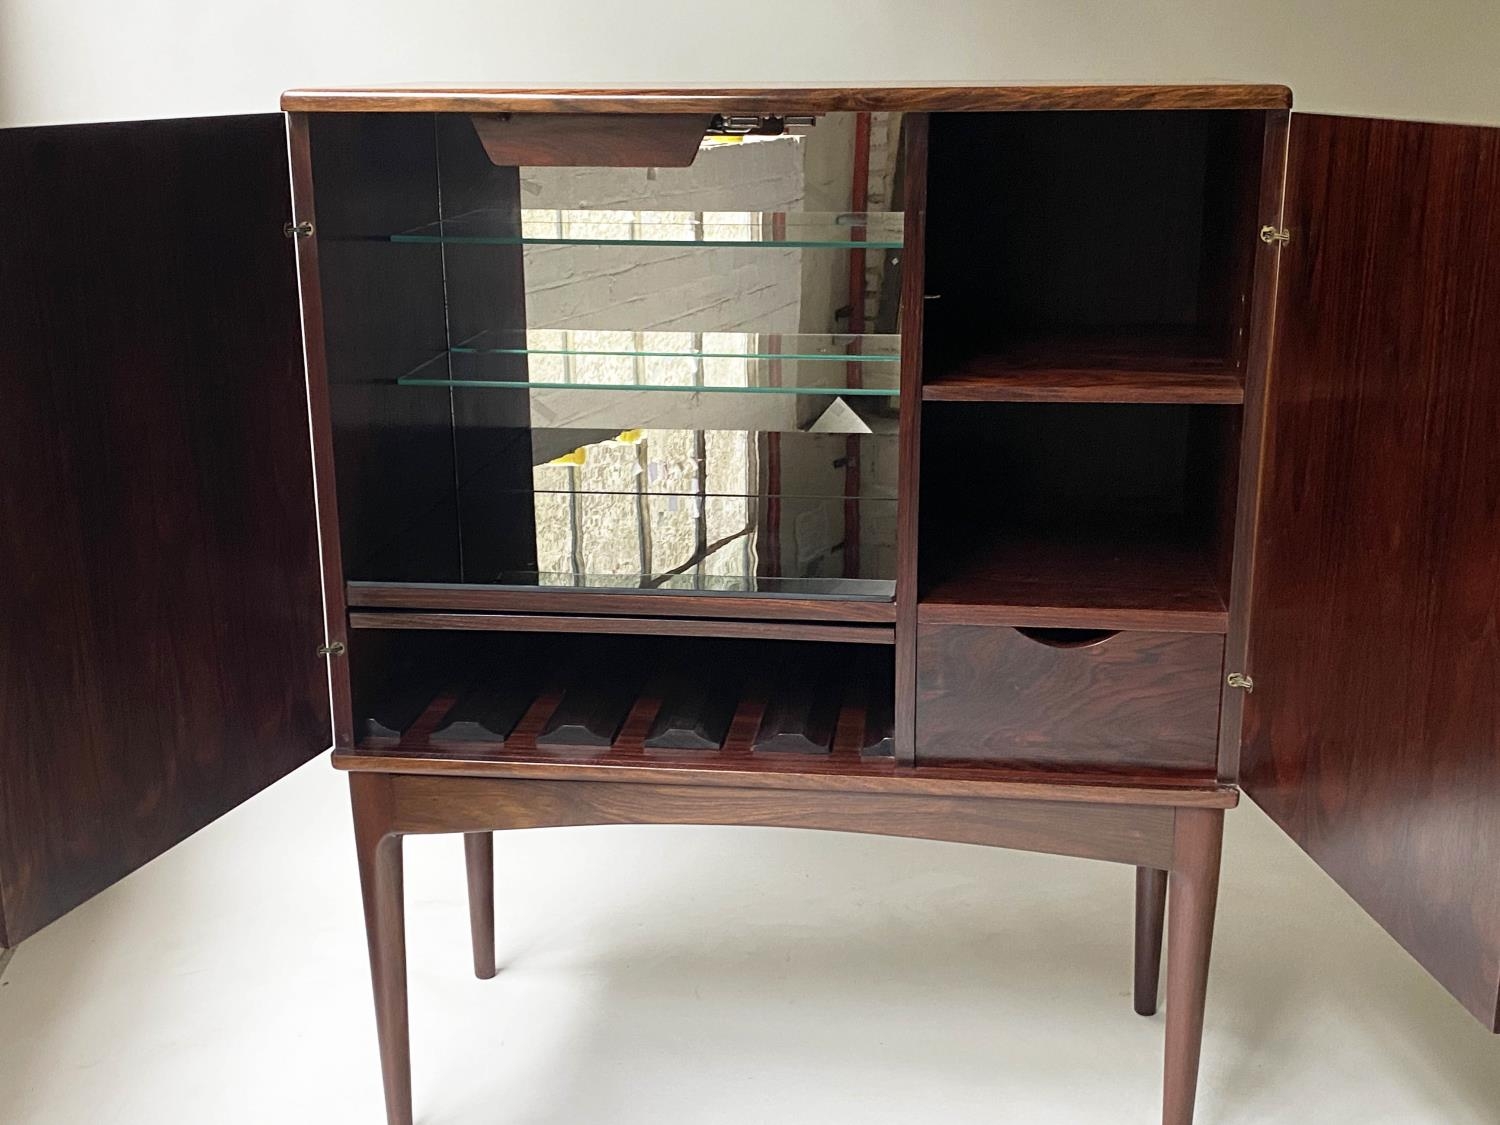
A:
0;115;329;942
334;749;1237;807
283;84;1292;115
347;610;894;645
469;112;711;166
1241;113;1500;1030
917;624;1224;772
386;774;1179;867
918;531;1229;634
346;582;897;623
1214;108;1290;783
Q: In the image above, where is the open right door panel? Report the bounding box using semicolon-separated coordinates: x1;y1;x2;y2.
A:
1242;112;1500;1029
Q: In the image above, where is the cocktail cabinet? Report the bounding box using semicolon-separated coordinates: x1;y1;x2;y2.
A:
1;84;1497;1125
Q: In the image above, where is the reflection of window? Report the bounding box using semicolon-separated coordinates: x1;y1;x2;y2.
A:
519;328;828;399
523;330;781;392
519;209;763;243
533;428;758;590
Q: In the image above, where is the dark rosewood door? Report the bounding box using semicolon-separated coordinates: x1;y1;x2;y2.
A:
1242;113;1500;1029
0;115;330;945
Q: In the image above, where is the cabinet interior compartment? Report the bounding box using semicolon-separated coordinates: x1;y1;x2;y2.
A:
918;401;1239;625
922;110;1265;400
348;627;896;766
306;111;912;607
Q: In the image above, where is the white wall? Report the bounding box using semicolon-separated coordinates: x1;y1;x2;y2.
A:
2;0;1498;130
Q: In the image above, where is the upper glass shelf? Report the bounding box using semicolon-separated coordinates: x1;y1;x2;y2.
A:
372;208;905;249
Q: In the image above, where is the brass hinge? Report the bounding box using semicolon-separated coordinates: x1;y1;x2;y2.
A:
284;220;315;239
1259;224;1290;246
1226;672;1254;693
317;641;346;657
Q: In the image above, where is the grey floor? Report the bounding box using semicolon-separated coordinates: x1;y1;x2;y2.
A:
0;756;1497;1124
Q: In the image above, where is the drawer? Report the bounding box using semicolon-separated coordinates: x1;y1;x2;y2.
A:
916;623;1224;772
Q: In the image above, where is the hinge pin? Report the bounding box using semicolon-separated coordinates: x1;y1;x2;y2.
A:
284;220;315;239
1226;672;1254;693
1259;225;1290;246
317;641;346;657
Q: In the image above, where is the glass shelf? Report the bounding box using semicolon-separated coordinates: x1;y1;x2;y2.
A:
400;339;900;399
373;208;904;249
482;569;895;599
526;486;886;502
453;329;901;364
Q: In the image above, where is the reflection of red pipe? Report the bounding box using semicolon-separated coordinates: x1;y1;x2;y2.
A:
767;212;787;578
844;112;871;578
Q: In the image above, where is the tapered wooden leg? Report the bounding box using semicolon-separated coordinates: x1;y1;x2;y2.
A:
1162;808;1224;1125
464;832;497;979
1134;866;1168;1016
351;773;412;1125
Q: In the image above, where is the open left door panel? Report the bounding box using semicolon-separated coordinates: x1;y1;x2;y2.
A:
0;115;330;945
1241;112;1500;1029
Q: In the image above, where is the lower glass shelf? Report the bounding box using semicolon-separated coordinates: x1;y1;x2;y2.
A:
400;339;900;399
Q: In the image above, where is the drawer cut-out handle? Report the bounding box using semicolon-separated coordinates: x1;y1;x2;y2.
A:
1013;627;1120;649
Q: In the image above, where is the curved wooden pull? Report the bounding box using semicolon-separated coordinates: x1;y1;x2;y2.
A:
1012;627;1120;650
471;113;712;167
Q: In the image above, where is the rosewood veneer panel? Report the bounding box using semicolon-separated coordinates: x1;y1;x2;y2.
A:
0;115;329;942
385;774;1180;868
346;582;897;624
918;625;1224;773
1242;114;1500;1029
283;84;1292;115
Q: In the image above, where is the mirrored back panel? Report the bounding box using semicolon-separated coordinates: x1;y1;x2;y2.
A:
310;111;909;601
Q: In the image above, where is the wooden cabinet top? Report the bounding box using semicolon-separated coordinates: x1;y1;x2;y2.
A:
280;83;1292;114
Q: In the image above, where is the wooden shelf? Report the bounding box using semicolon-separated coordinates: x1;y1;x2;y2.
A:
346;582;897;625
924;364;1244;404
923;330;1244;405
348;610;893;646
919;529;1229;633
